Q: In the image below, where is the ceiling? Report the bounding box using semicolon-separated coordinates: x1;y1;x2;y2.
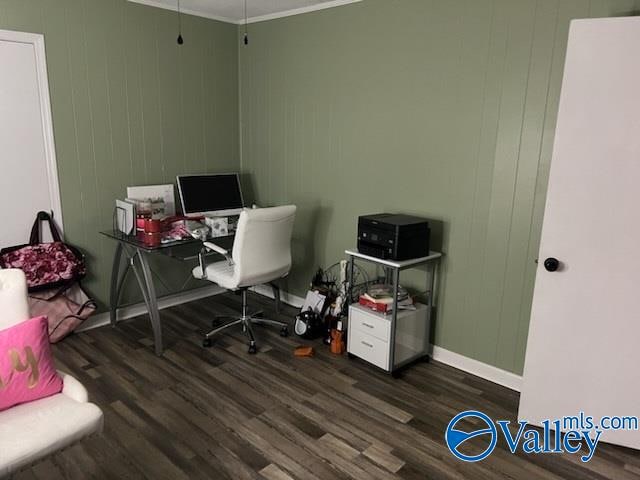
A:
128;0;362;24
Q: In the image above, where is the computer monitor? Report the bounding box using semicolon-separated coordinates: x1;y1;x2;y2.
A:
177;173;245;217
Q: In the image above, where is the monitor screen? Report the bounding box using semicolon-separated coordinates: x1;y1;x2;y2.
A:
177;174;244;215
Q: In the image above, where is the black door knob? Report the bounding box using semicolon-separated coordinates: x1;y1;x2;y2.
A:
544;257;560;272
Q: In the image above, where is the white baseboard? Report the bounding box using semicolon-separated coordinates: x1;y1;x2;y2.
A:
250;284;305;308
430;345;522;392
76;285;225;333
80;283;522;391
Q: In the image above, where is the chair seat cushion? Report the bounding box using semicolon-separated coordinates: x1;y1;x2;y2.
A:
193;261;237;289
193;261;289;290
0;392;103;476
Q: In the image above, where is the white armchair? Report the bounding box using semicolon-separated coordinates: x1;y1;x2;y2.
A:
0;269;103;477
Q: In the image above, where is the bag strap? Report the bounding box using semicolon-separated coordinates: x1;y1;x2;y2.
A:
47;298;97;340
29;211;62;245
28;282;74;302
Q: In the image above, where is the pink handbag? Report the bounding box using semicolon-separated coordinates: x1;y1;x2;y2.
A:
28;284;96;343
0;212;86;293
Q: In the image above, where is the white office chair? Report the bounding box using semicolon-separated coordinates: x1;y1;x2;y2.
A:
0;269;103;477
193;205;296;353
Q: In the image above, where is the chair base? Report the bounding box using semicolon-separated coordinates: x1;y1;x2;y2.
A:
202;289;289;353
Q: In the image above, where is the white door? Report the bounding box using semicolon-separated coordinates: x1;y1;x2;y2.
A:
0;30;62;247
519;17;640;450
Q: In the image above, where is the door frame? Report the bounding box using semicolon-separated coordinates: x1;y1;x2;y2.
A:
0;28;63;232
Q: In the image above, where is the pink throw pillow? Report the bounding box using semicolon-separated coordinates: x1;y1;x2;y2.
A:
0;316;63;411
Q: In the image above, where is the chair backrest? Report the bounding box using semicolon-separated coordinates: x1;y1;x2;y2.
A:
0;269;30;329
232;205;297;288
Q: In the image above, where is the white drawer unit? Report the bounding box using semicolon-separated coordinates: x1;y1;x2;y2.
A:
348;329;389;370
350;306;390;341
347;303;430;373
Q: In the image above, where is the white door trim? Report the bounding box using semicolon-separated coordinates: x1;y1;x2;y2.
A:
0;29;63;232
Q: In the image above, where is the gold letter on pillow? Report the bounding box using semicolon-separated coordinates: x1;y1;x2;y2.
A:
9;347;40;389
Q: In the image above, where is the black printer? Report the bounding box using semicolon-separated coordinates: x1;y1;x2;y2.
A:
357;213;430;261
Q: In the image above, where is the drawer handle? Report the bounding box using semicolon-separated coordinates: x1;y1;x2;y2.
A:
362;322;374;329
361;341;373;348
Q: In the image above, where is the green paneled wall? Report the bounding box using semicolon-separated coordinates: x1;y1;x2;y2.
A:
239;0;640;374
2;0;639;375
0;0;239;308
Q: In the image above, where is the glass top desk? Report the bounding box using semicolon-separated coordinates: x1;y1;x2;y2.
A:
100;230;234;355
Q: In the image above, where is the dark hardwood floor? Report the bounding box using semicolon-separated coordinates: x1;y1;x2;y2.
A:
12;292;640;480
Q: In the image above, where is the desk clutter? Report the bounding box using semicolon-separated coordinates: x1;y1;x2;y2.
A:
293;261;353;356
359;283;415;313
293;279;420;358
114;175;243;247
293;258;422;360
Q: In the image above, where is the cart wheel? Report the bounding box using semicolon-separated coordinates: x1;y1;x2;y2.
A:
202;338;213;348
280;326;289;337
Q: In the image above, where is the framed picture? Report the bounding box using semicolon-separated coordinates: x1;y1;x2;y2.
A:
126;184;176;218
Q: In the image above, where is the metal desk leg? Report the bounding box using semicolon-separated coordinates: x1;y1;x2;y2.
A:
109;242;124;327
131;249;164;356
110;243;134;328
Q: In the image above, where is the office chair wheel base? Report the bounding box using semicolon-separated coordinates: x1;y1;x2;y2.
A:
248;342;257;354
280;326;289;337
202;338;213;348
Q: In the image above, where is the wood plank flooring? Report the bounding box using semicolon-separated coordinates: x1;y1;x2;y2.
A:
12;292;640;479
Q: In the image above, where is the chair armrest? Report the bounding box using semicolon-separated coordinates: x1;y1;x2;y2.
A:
58;370;89;403
203;241;233;265
203;241;228;256
197;242;234;280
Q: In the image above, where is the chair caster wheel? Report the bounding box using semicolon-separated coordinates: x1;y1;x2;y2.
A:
203;338;213;348
248;343;257;354
280;326;289;337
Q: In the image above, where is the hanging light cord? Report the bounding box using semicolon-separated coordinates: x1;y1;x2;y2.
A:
244;0;248;45
177;0;184;44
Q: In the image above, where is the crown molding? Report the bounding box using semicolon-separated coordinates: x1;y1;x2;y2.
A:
127;0;238;23
127;0;362;25
243;0;362;24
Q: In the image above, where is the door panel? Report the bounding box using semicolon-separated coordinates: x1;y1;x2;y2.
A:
519;17;640;450
0;32;60;247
